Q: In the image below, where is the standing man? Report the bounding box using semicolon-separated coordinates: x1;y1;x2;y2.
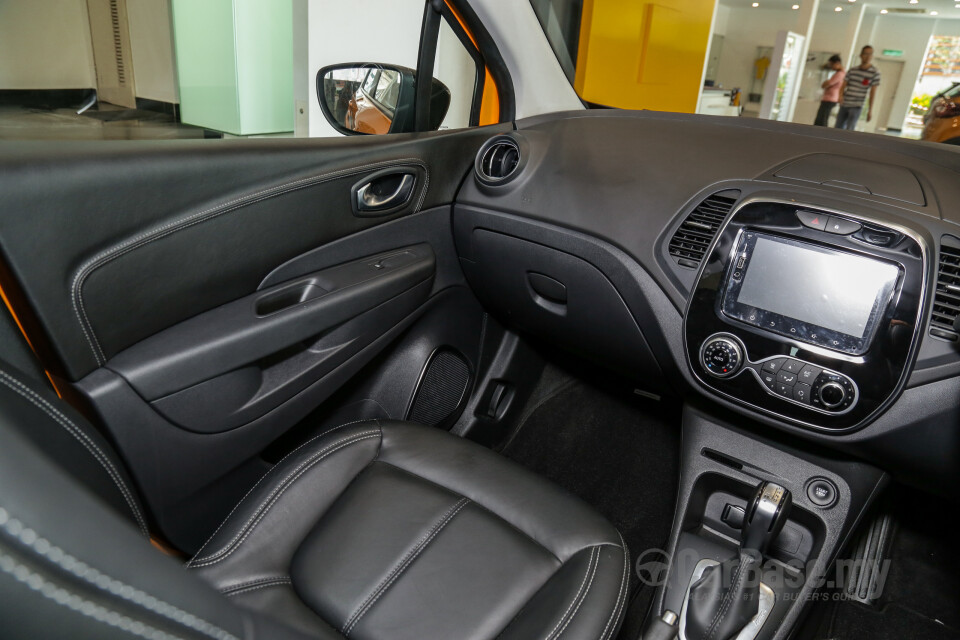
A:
835;46;881;130
814;55;845;126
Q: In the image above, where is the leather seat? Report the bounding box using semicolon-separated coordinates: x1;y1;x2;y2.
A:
0;361;629;640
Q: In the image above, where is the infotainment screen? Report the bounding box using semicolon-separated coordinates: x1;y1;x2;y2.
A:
721;232;901;355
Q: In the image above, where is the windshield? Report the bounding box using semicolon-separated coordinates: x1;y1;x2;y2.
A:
531;0;960;146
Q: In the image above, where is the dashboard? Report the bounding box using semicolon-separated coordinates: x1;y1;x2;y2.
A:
454;109;960;491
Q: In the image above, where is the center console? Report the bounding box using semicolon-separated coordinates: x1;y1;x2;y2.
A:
649;405;887;640
685;199;927;432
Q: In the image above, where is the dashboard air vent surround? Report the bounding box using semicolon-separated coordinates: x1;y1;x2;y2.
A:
930;236;960;340
475;136;521;186
668;193;738;268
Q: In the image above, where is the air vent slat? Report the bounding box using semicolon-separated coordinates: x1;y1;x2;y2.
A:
929;240;960;334
476;137;521;186
668;194;738;268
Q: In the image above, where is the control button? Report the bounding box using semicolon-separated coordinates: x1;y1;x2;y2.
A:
793;382;812;404
930;327;958;342
797;211;828;231
701;336;743;378
721;504;745;529
825;216;862;235
857;229;900;246
775;383;793;398
759;371;777;390
798;364;822;384
781;359;803;374
761;358;786;373
806;478;838;508
772;524;803;554
777;371;797;385
818;381;846;408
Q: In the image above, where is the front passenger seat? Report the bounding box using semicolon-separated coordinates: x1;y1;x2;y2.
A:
0;361;629;640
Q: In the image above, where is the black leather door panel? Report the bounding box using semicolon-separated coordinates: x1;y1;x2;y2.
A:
0;127;505;379
106;244;435;432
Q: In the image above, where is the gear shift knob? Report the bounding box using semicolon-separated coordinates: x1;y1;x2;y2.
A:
742;481;792;555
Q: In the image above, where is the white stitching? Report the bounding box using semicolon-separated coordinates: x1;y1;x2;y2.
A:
0;507;237;640
71;159;429;364
189;418;376;561
553;547;600;640
599;533;629;640
342;497;470;636
544;547;599;640
188;431;381;568
222;578;292;598
0;551;188;640
0;369;148;537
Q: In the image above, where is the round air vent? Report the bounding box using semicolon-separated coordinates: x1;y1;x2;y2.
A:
475;136;522;186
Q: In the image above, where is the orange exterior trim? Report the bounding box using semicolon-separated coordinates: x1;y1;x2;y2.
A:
443;0;500;125
0;280;62;397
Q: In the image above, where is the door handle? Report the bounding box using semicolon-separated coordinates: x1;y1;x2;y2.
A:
355;173;415;213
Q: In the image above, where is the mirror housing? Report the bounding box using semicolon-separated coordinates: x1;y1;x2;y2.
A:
316;63;451;135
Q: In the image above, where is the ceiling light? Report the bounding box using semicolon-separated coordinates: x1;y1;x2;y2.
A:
880;8;888;12
931;9;938;13
835;5;843;10
752;2;759;6
909;0;918;4
792;3;800;7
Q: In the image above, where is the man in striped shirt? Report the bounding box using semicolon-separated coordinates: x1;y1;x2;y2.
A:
835;45;881;130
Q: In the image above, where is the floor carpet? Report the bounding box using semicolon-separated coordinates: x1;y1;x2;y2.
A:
499;364;682;637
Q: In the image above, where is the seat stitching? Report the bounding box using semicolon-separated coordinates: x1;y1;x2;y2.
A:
380;461;623;563
343;497;471;637
543;546;598;640
0;507;236;640
0;369;148;537
342;497;470;635
217;575;291;594
188;432;381;568
190;418;377;560
599;532;630;640
550;546;601;640
222;578;292;598
71;159;429;364
0;550;190;640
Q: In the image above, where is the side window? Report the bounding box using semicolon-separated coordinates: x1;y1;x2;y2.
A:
314;1;502;137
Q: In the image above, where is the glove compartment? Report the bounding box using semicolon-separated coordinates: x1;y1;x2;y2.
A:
454;207;666;390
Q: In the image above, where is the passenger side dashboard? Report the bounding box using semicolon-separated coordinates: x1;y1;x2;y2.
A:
454;110;960;492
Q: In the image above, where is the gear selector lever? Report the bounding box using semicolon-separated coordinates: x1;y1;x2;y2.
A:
683;482;792;640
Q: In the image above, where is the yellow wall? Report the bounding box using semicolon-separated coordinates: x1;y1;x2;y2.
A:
575;0;716;113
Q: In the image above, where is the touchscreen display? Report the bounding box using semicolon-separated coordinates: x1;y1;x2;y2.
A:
723;233;901;353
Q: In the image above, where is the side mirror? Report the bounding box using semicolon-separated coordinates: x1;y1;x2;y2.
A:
316;63;451;135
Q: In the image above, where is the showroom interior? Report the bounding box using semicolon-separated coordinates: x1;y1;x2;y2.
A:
1;0;958;140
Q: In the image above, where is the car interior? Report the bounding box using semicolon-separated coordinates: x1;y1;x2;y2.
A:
2;3;960;640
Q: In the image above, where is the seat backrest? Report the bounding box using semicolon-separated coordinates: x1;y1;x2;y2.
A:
0;363;314;640
0;359;149;536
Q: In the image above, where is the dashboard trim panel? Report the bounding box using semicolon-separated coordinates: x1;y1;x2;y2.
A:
683;196;930;434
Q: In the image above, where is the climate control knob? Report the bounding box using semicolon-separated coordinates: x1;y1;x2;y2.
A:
700;335;744;378
817;381;847;409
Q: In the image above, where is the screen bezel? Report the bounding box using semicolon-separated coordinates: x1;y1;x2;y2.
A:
720;231;902;356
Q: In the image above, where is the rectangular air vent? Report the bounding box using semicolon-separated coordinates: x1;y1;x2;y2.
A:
930;238;960;341
668;193;738;268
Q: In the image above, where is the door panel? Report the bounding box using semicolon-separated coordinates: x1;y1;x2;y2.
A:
0;129;501;379
0;126;505;549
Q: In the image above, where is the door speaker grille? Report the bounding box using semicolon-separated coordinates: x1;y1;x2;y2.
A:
407;349;471;428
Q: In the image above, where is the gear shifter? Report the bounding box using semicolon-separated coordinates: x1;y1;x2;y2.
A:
684;482;792;640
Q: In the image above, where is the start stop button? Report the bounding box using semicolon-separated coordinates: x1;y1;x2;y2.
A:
806;477;838;508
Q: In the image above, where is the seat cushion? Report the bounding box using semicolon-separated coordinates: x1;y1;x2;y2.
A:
188;420;629;640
